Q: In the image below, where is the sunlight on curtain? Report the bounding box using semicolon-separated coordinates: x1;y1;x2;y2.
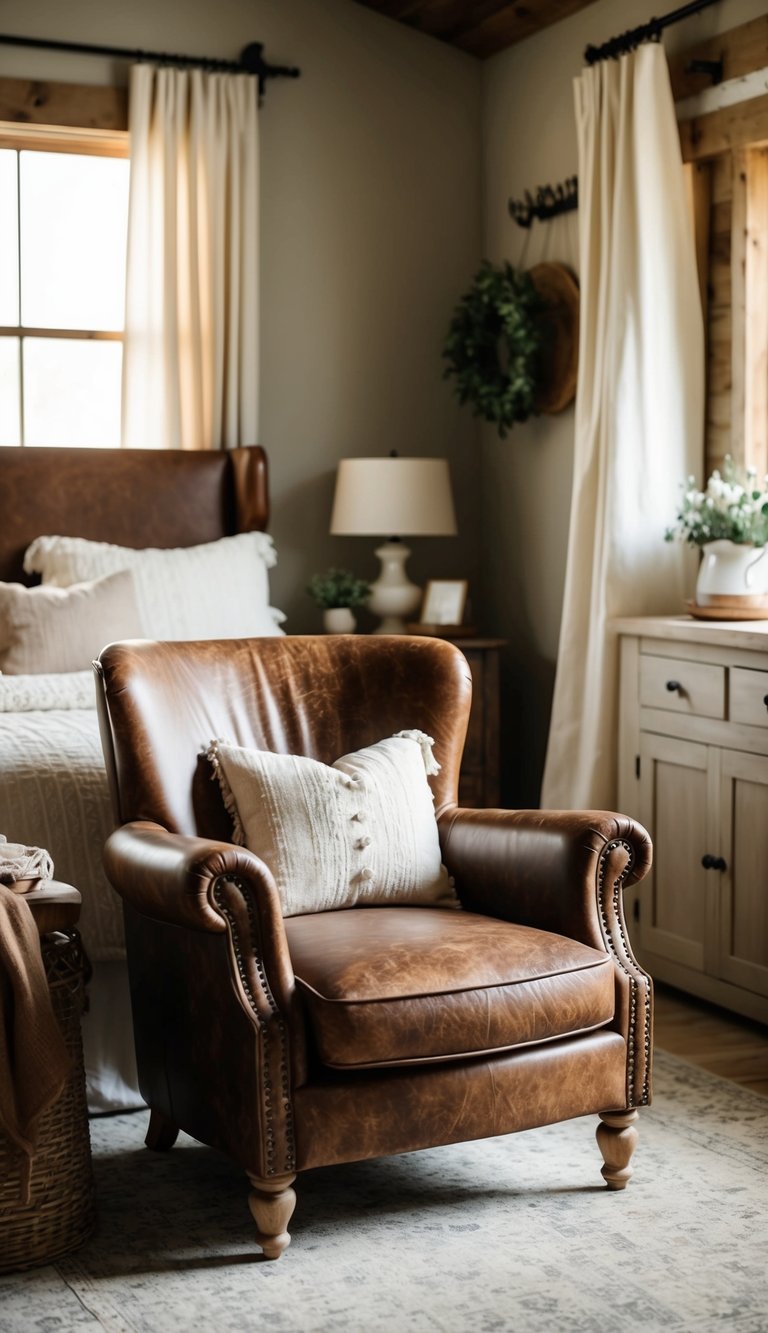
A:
540;44;704;810
122;65;259;450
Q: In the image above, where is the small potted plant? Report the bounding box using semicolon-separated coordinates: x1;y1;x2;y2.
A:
665;457;768;610
306;568;371;633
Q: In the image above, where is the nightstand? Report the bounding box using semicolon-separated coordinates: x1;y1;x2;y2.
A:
450;638;506;808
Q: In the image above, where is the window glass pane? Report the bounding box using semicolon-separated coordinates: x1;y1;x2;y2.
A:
20;152;129;331
0;338;21;445
23;338;122;447
0;151;20;325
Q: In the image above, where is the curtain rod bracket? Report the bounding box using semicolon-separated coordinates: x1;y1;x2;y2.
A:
685;57;723;83
240;43;301;98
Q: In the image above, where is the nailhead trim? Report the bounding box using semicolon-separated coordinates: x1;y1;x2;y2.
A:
597;839;652;1107
211;877;296;1175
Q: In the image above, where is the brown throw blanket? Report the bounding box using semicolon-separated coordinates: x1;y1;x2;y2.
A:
0;881;71;1203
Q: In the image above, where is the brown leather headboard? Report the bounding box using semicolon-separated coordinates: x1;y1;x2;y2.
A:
0;445;269;584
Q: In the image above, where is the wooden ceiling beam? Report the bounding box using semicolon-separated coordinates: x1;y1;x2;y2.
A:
354;0;596;58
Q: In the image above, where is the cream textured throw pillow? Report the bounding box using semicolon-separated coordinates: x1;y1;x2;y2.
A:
0;570;142;674
207;730;452;916
23;531;285;641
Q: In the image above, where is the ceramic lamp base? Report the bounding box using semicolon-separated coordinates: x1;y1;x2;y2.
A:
368;540;422;634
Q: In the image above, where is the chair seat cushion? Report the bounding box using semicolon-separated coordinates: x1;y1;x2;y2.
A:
285;906;615;1070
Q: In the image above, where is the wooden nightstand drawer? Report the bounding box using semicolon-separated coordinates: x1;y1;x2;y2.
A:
639;654;726;719
730;667;768;729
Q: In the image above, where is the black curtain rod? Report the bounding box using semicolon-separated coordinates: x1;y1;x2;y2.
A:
0;33;300;98
584;0;720;65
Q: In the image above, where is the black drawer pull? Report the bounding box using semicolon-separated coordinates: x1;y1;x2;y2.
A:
666;679;683;693
763;694;768;711
701;854;727;872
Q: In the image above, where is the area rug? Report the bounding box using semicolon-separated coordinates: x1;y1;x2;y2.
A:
1;1051;766;1332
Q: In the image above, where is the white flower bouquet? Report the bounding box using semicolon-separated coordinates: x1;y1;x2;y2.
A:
665;457;768;548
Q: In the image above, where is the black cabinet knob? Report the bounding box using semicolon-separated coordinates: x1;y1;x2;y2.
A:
702;853;727;872
763;694;768;711
666;680;683;693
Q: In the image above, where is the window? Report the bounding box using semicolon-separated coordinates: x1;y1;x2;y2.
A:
0;129;129;447
673;16;768;479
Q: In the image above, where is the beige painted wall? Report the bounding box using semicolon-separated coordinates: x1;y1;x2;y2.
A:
482;0;768;805
0;0;483;630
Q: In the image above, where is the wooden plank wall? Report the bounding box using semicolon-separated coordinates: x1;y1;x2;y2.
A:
676;12;768;481
706;153;733;476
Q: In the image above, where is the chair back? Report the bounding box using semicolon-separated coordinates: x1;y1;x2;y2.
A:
96;636;472;838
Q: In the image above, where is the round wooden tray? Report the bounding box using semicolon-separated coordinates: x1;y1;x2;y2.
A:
686;599;768;622
529;261;579;415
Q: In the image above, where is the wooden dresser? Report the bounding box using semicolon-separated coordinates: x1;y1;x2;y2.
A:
451;638;505;809
615;615;768;1025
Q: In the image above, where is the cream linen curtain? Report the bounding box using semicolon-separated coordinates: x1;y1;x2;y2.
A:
122;64;259;450
540;44;704;810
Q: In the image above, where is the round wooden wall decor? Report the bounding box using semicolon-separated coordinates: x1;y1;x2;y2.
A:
528;262;579;415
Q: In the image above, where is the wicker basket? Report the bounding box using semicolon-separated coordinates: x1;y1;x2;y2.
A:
0;929;95;1272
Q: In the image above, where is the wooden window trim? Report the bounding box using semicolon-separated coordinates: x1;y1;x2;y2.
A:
673;17;768;479
0;74;127;133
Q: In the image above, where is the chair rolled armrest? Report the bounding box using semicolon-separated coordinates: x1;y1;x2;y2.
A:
438;807;653;951
103;821;294;1011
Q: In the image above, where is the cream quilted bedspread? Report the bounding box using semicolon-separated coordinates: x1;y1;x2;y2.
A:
0;673;124;962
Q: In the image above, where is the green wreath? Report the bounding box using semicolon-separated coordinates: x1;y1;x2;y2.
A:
442;260;544;438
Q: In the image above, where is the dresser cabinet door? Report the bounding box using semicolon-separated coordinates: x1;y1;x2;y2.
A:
718;750;768;999
638;733;715;975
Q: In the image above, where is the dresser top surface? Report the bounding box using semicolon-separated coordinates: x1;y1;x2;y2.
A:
611;615;768;651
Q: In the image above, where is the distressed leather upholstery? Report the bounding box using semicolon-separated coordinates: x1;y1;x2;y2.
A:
96;635;654;1256
285;907;615;1068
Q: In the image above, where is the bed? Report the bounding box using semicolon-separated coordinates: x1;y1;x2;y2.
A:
0;444;277;1112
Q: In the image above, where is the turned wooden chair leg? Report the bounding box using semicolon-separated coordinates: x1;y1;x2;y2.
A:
145;1107;179;1152
247;1173;297;1259
596;1109;639;1190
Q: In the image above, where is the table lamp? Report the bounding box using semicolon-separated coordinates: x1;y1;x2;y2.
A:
330;456;457;633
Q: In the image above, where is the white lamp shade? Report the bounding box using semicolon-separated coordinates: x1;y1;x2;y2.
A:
330;457;457;537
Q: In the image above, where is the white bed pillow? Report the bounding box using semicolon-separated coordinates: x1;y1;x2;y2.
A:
23;531;285;641
0;672;95;712
207;730;453;917
0;570;142;674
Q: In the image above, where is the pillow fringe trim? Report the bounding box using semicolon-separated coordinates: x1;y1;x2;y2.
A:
206;740;247;845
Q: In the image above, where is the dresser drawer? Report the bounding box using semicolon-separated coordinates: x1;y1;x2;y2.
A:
730;667;768;729
639;654;726;719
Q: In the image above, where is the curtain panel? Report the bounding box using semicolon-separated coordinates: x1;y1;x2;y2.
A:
540;44;704;810
122;64;259;450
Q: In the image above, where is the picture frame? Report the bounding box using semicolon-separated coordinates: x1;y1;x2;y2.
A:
419;579;468;627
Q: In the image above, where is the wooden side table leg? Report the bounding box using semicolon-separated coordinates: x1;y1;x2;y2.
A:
596;1109;639;1190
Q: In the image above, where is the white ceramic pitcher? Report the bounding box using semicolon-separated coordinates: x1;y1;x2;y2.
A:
696;539;768;605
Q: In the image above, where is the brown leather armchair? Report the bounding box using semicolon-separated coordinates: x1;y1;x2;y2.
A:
95;635;653;1259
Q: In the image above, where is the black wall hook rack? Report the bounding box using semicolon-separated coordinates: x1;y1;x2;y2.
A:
0;33;301;100
508;177;578;229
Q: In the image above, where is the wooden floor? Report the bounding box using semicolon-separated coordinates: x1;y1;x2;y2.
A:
653;983;768;1096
